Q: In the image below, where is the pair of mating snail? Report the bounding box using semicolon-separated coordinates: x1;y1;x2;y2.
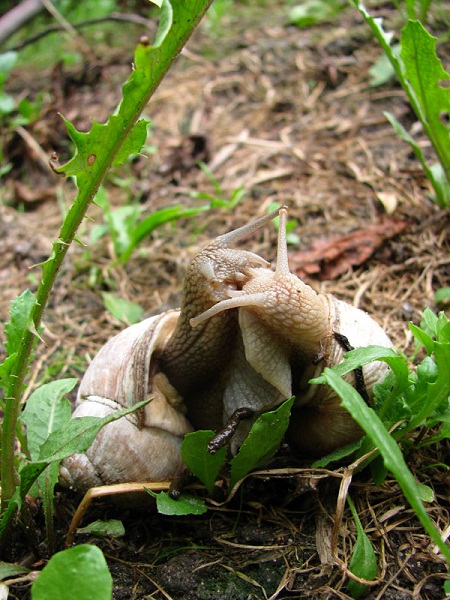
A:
60;207;393;493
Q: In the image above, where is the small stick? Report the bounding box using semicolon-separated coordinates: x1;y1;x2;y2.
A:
65;481;171;547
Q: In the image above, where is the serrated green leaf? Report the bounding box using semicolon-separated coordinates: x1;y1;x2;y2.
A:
31;545;112;600
112;119;149;167
77;519;125;538
4;289;37;357
101;292;144;325
347;496;377;598
229;398;294;489
400;21;450;206
417;484;435;503
56;0;212;192
21;379;76;460
181;430;227;495
155;491;207;516
0;352;17;393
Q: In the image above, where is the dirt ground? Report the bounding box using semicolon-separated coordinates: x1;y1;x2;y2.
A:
1;1;450;598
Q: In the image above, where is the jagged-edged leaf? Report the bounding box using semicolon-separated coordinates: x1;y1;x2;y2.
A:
21;379;76;460
56;0;212;193
401;21;450;155
4;289;37;357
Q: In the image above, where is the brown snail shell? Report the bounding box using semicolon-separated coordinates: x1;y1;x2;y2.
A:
59;311;193;493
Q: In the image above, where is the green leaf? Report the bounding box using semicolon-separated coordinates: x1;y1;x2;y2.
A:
311;345;409;392
347;496;377;598
444;579;450;595
55;0;213;191
421;307;439;335
229;398;294;489
38;398;150;463
77;519;125;538
118;204;210;264
417;484;435;503
401;21;450;162
20;379;76;460
0;51;18;87
181;430;227;495
409;342;450;429
153;0;174;47
384;111;436;184
112;119;149;167
312;439;362;468
20;378;77;546
154;491;207;516
0;561;29;580
288;0;346;28
435;287;450;305
0;353;17;394
4;289;37;357
353;2;450;206
318;368;450;564
31;545;112;600
429;162;450;206
369;45;399;87
101;292;144;325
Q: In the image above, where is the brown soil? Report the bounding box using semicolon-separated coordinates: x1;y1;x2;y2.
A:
1;1;450;598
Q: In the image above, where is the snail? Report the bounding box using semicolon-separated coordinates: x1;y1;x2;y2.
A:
190;208;394;455
60;207;393;493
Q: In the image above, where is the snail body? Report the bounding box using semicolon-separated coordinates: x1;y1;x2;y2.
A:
61;208;393;492
190;208;393;454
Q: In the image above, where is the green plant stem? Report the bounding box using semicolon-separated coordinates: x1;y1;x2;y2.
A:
1;170;106;512
352;2;450;205
1;0;213;515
